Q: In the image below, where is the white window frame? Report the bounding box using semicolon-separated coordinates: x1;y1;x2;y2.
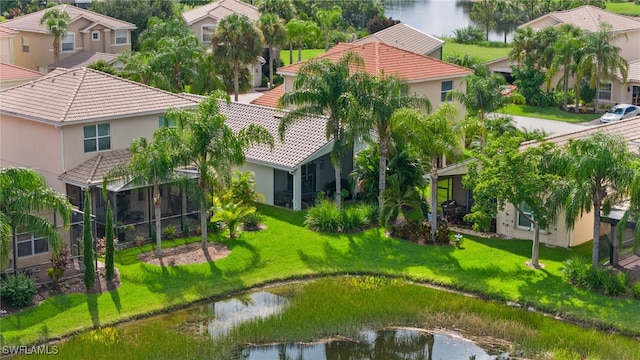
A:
16;233;49;258
61;32;75;53
91;30;100;41
441;80;453;102
201;24;216;43
83;123;111;153
21;36;29;53
114;30;128;45
517;202;546;232
598;83;612;101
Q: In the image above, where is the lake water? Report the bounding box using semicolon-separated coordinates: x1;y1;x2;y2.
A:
384;0;513;42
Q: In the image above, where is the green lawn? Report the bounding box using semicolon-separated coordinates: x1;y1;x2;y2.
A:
606;2;640;16
2;205;639;346
279;49;325;65
442;41;511;63
499;104;602;123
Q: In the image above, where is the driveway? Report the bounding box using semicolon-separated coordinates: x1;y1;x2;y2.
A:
508;115;600;136
235;90;264;104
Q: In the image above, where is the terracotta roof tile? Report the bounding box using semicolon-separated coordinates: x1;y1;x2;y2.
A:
354;23;444;56
55;51;117;69
0;62;43;81
521;5;640;32
183;0;259;25
0;24;16;37
0;67;198;124
3;4;135;34
59;149;131;186
250;85;283;108
278;42;472;81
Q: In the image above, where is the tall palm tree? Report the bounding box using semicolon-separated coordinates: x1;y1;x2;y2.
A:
258;0;296;21
212;13;265;102
550;133;636;269
286;19;319;64
167;92;273;249
315;5;342;52
0;167;72;271
103;127;184;257
278;52;364;209
351;72;430;213
258;13;287;89
392;104;463;240
39;7;71;68
546;24;582;111
580;22;628;111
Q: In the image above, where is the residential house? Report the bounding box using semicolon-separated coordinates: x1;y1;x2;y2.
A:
487;5;640;107
182;0;264;87
0;62;43;89
0;67;198;269
252;42;473;110
2;4;135;73
353;23;444;60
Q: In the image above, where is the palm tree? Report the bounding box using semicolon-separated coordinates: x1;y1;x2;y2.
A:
315;5;342;52
351;72;430;213
278;52;364;209
103;127;184;257
258;0;296;21
39;7;71;68
546;24;582;111
212;13;265;102
258;13;287;89
0;167;72;271
392;104;463;240
580;22;628;112
550;133;636;269
167;92;273;249
286;19;319;64
617;159;640;258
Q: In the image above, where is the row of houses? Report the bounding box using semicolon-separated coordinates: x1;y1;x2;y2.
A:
1;3;638;271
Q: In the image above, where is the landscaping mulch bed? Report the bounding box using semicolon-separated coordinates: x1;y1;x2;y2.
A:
137;242;231;266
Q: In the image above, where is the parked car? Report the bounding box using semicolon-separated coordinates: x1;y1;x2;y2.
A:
599;104;640;123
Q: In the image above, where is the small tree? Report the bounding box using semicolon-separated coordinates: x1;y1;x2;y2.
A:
39;7;71;68
82;189;95;290
210;195;256;238
105;200;115;280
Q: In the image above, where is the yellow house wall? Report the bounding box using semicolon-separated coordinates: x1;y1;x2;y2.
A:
240;162;275;205
1;36;14;64
13;32;51;72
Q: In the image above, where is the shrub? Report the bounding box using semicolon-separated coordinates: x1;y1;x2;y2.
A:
562;257;629;296
452;25;484;44
632;282;640;300
0;273;38;308
390;220;430;243
47;244;70;287
162;225;177;239
242;212;264;231
434;221;451;244
561;256;590;287
305;198;342;232
342;205;367;232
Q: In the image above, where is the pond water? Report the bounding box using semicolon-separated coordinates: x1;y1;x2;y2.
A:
384;0;514;42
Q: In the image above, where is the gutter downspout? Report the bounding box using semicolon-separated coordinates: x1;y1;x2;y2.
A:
58;125;66;173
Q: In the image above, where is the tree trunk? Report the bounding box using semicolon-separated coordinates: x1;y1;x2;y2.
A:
532;222;540;268
154;184;162;257
233;62;240;102
268;47;274;89
334;162;342;210
562;67;569;111
297;41;302;63
430;159;438;242
289;41;293;65
592;197;602;269
378;136;388;214
594;64;601;112
53;39;60;68
574;80;581;113
325;32;329;52
200;181;208;250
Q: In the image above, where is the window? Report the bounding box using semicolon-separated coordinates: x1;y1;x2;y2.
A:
441;80;453;102
114;30;128;45
158;115;175;128
22;36;29;53
83;123;111;153
17;233;49;257
598;83;612;101
92;31;100;41
61;33;74;52
201;24;215;43
517;202;546;231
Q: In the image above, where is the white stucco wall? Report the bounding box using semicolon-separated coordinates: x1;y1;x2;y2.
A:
240;162;275;205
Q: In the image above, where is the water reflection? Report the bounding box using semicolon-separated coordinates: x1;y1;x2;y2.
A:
234;328;507;360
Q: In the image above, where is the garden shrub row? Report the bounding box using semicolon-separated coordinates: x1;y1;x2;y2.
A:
305;199;378;233
562;256;635;297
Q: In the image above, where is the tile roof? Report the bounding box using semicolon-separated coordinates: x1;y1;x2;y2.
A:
182;0;259;25
217;101;330;170
2;4;135;34
521;5;640;33
250;84;283;108
59;149;131;187
0;62;43;81
277;42;472;81
521;116;640;150
354;23;444;57
55;51;117;69
0;67;198;125
0;24;16;37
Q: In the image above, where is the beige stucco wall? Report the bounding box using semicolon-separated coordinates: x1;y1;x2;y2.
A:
0;114;65;192
617;30;640;61
240;162;275;205
13;32;51;71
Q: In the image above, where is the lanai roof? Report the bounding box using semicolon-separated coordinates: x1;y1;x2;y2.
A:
521;5;640;32
54;51;118;69
354;23;444;56
182;0;259;25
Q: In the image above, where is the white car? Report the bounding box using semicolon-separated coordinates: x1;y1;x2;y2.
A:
599;104;640;123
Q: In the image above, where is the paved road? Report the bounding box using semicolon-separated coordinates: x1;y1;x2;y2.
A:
508;115;601;136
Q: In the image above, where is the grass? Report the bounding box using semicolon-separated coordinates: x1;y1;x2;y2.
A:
2;204;640;347
499;104;602;123
442;40;511;63
606;1;640;16
20;277;640;360
279;49;325;65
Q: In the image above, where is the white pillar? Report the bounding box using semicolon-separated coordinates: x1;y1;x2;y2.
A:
292;168;301;211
